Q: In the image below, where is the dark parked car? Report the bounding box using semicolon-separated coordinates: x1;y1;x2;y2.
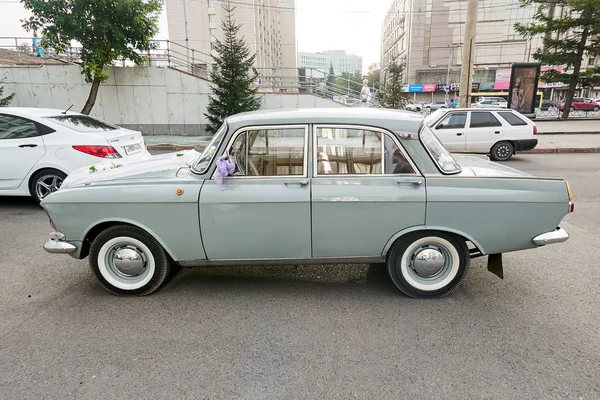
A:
538;100;557;111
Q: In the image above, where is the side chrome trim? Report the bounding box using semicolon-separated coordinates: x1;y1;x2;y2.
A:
533;227;569;246
44;231;77;254
177;256;385;267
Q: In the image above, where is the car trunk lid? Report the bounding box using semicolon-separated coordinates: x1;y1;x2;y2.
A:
454;155;533;177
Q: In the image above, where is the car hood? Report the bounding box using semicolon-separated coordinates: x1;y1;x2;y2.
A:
454;155;532;177
61;150;201;188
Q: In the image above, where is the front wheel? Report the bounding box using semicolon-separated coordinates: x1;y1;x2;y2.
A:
570;106;575;111
593;106;599;112
89;225;172;295
490;141;514;161
387;232;469;298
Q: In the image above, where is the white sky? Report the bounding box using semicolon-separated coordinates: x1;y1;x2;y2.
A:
0;0;390;73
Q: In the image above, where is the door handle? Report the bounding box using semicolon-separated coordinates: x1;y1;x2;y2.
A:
285;180;309;186
494;131;500;134
456;133;463;136
19;144;38;148
397;179;423;186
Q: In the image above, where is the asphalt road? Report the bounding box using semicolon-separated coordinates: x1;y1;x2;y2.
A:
0;154;598;399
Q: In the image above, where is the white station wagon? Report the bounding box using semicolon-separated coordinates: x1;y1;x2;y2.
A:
425;108;538;161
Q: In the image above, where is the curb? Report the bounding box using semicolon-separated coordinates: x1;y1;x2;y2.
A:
146;145;600;154
523;147;600;154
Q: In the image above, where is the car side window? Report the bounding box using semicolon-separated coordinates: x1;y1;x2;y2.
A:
227;127;305;176
498;112;527;126
469;112;502;128
436;112;466;129
315;127;415;175
0;114;39;140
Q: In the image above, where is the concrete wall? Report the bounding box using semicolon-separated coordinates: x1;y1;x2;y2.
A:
0;65;344;135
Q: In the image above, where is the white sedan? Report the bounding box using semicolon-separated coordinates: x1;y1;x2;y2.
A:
0;108;150;202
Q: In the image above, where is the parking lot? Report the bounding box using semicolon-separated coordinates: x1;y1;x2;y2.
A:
0;153;599;399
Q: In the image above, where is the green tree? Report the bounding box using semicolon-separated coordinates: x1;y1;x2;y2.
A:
366;63;380;90
335;71;362;94
0;85;15;107
326;63;336;93
381;60;406;109
204;4;261;134
22;0;162;115
515;0;600;119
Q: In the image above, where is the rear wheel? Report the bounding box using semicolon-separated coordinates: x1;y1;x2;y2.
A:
29;169;67;202
490;141;514;161
570;106;575;111
89;225;172;296
387;232;469;299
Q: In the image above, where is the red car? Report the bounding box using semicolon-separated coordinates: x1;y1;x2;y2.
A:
559;97;600;111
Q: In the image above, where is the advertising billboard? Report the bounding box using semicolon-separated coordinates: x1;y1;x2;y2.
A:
507;63;541;115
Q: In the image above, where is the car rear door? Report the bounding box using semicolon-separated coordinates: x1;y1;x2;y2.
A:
0;114;46;190
465;111;504;152
311;125;425;258
431;111;467;151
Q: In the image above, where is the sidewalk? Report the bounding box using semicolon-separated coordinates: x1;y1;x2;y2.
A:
536;119;600;135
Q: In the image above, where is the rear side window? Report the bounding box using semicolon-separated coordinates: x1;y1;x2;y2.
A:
44;115;118;132
0;114;39;139
469;112;502;128
498;112;527;126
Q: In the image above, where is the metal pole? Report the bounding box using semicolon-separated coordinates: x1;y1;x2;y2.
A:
445;45;453;103
459;0;478;108
183;0;191;72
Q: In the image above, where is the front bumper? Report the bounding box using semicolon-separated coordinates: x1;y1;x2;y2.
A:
514;139;538;152
43;232;77;254
533;227;570;246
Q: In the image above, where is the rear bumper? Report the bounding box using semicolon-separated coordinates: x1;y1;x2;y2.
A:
533;227;569;246
514;139;538;152
43;231;77;254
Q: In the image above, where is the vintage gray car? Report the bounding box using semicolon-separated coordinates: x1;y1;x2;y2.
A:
41;108;573;298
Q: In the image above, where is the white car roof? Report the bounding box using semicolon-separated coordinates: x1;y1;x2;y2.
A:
0;107;81;119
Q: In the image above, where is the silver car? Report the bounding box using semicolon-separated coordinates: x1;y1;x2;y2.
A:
41;108;573;298
425;101;448;111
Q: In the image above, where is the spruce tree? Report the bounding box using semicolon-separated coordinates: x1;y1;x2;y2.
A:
0;85;15;107
381;60;406;109
205;4;261;134
515;0;600;119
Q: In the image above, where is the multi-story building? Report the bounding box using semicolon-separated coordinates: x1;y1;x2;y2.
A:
166;0;296;87
299;50;363;76
380;0;542;99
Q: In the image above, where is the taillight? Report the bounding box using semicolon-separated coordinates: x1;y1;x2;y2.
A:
533;125;537;135
72;145;121;159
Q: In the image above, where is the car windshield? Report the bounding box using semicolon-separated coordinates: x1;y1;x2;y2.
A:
44;115;119;132
192;122;228;173
423;109;449;126
419;125;462;174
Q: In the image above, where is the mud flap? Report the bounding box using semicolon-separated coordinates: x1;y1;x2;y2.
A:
487;253;504;279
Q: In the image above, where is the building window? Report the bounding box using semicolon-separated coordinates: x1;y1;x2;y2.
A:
208;0;216;6
209;14;216;22
279;1;290;7
211;43;217;51
210;28;217;37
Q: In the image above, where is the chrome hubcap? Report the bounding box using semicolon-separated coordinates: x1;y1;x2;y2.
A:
35;175;63;199
412;248;446;278
497;145;510;159
113;248;146;276
408;243;453;283
106;244;148;280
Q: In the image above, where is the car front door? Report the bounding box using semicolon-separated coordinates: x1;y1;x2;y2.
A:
199;125;311;260
432;111;467;152
465;111;504;152
311;126;426;258
0;114;46;190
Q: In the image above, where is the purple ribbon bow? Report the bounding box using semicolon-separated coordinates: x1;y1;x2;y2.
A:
214;156;236;185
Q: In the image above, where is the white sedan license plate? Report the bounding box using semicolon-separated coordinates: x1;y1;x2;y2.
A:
124;143;142;155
